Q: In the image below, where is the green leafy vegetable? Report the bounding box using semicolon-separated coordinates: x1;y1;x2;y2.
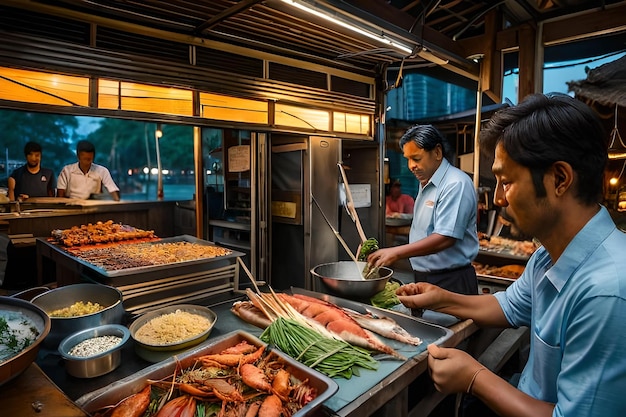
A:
358;238;379;261
370;281;401;309
260;317;378;379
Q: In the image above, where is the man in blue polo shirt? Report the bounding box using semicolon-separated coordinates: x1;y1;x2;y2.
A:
396;93;626;416
368;124;478;295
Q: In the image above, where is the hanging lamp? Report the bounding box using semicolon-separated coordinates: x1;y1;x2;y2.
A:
608;104;626;160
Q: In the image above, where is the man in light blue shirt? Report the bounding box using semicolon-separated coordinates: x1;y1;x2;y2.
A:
368;124;478;295
396;93;626;416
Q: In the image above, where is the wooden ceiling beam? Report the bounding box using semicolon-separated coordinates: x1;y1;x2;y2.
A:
542;3;626;45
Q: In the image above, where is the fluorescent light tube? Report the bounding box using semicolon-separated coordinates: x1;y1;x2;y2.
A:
280;0;414;55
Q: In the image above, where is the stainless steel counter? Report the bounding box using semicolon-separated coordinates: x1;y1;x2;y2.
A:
33;290;477;417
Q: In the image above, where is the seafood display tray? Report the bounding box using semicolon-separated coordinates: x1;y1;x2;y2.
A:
75;330;339;417
41;234;245;278
289;288;454;412
291;288;453;346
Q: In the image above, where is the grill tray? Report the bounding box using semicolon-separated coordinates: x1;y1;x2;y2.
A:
47;234;244;278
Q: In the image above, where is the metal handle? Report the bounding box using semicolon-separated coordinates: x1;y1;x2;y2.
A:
312;195;359;263
338;163;367;243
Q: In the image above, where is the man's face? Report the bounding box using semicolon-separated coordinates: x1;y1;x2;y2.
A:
25;151;41;168
491;143;554;238
402;141;442;187
77;151;94;169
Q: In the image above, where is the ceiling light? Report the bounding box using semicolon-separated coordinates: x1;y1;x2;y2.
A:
608;105;626;160
280;0;414;55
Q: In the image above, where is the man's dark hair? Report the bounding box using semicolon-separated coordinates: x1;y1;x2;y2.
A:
24;141;42;155
480;93;607;205
399;124;451;159
76;140;96;154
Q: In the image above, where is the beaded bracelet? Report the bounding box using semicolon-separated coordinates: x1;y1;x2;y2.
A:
466;367;486;394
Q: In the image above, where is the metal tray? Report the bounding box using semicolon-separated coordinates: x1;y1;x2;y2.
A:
289;288;453;413
76;330;339;416
477;274;517;285
290;288;453;349
478;249;529;262
47;234;245;278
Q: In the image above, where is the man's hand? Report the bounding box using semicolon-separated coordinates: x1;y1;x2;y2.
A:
366;247;401;268
396;282;443;310
427;344;485;394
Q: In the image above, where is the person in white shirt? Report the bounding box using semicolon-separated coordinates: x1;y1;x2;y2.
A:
57;140;120;201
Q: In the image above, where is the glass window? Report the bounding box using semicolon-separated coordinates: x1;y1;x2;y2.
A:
0;67;89;106
275;104;330;130
333;112;371;136
0;110;194;201
200;93;268;124
98;79;194;116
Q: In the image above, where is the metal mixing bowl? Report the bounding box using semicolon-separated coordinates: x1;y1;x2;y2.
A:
0;296;51;386
30;283;125;348
311;261;393;299
58;324;130;378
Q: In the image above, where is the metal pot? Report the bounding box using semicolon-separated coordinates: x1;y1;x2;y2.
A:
30;283;124;348
311;261;393;299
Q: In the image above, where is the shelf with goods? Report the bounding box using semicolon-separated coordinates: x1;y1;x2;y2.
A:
474;235;536;294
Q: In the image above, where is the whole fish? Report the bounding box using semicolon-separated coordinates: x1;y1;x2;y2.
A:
282;293;405;359
231;293;405;359
345;311;422;346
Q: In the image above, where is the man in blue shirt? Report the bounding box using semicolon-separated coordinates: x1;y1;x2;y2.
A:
396;93;626;416
368;124;478;295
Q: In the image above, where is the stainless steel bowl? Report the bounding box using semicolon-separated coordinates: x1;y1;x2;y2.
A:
311;261;393;299
0;296;51;386
58;324;130;378
30;283;125;348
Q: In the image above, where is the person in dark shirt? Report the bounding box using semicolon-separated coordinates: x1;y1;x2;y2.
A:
8;141;56;200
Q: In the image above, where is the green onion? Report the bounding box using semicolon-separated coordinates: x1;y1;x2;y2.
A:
260;317;378;379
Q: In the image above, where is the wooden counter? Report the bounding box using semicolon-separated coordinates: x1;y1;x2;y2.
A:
0;364;88;417
0;200;183;238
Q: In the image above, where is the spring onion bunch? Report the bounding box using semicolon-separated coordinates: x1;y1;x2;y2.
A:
260;317;379;379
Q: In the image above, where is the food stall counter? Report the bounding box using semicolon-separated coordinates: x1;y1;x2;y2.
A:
0;289;480;417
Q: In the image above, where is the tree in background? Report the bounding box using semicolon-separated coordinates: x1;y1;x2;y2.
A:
0;110;77;181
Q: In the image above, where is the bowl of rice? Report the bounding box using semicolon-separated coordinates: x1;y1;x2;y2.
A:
129;304;217;359
58;324;130;378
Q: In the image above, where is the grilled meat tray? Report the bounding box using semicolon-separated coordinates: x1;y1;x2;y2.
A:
44;234;245;278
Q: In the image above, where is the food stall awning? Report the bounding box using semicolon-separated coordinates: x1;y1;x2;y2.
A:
568;54;626;108
4;0;622;83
